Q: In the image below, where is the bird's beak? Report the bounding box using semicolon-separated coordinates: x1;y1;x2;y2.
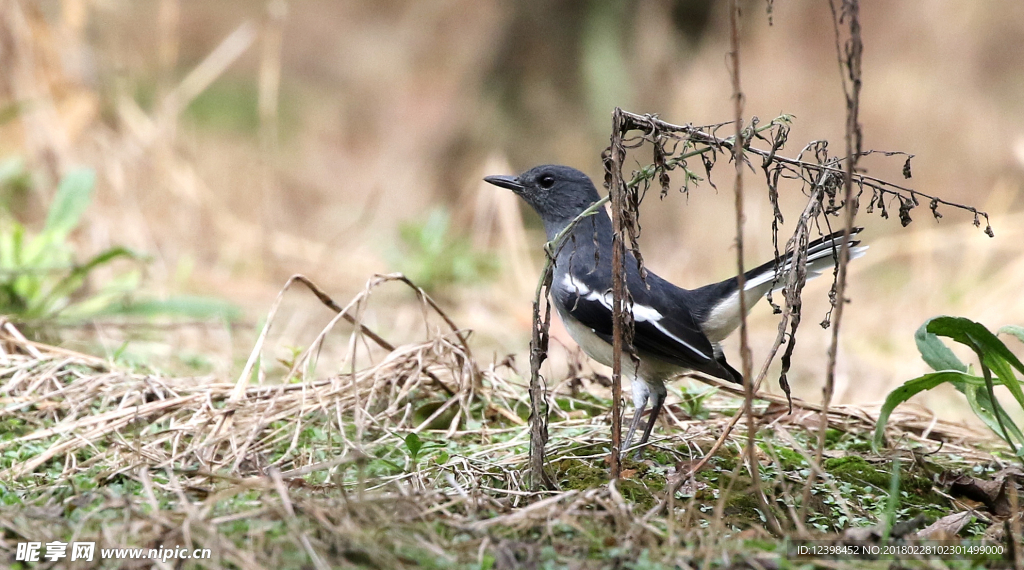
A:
483;175;524;192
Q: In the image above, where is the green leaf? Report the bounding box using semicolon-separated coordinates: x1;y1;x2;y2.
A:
404;432;423;461
983;349;1024;411
872;371;968;452
0;221;23;269
112;341;130;362
962;383;1024;450
44;168;95;239
927;316;1024;376
30;246;141;319
64;271;140;318
915;321;967;372
393;206;496;292
926;316;1024;411
882;458;902;542
250;355;261;385
944;316;1024;454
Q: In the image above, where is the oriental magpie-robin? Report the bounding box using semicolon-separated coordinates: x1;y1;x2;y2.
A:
484;164;865;457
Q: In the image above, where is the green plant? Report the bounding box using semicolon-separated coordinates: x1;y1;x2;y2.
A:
873;316;1024;459
392;207;496;293
402;432;448;472
0;165;240;329
0;168;142;323
671;383;716;419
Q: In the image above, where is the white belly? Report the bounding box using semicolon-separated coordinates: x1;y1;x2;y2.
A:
554;304;681;384
557;305;617;367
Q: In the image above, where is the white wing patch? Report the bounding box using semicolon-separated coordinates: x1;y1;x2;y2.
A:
562;273;593;298
560;274;711;361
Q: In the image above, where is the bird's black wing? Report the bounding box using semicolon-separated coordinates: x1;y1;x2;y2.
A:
553;269;737;381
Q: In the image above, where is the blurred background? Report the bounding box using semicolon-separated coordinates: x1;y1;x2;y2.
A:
2;0;1023;421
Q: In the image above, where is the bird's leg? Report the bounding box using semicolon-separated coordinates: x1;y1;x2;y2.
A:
634;388;665;460
621;380;650;459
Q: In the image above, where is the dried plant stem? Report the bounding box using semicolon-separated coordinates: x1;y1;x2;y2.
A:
806;0;864;524
728;0;781;536
269;467;331;570
258;0;287;273
156;0;180;100
608;108;628;480
523;192;616;490
614;110;991;235
753;182;826;393
527;284;554;490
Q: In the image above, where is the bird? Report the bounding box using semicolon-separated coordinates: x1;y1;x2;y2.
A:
484;164;866;458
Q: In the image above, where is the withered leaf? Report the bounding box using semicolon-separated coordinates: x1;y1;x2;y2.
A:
943;468;1024;517
916;511;974;540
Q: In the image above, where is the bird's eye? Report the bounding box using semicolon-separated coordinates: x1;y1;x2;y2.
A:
538;175;555;189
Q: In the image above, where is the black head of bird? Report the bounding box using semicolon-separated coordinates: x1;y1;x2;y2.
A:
484;165;602;237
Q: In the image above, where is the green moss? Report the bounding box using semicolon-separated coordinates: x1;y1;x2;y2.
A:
553;458;668;512
824;428;844;445
823;456;890;488
902;472;936;494
766;445;806;470
618;477;663;512
556;459;606;491
712;450;738;472
824;456;935;494
723;491;763;524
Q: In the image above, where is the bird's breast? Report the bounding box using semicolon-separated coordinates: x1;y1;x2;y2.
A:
555;304;616;368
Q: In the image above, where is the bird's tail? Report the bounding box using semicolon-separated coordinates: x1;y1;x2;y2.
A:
742;227;867;297
687;227;867;346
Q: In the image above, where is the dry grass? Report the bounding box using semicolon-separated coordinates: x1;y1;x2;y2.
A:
1;274;1017;568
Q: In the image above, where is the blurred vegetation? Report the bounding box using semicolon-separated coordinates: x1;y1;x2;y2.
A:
0;0;1016;408
184;81;262;134
487;0;714;150
391;207;496;293
0;165;140;325
0;160;239;337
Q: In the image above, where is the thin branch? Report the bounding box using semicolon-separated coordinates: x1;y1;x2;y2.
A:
728;0;782;536
523;195;613;490
607;108;629;480
806;0;864;526
615;111;992;236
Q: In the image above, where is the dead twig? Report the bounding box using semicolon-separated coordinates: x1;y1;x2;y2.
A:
727;0;781;536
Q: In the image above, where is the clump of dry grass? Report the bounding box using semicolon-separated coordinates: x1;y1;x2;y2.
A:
1;273;1017;568
0;274;505;566
1;274;495;479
